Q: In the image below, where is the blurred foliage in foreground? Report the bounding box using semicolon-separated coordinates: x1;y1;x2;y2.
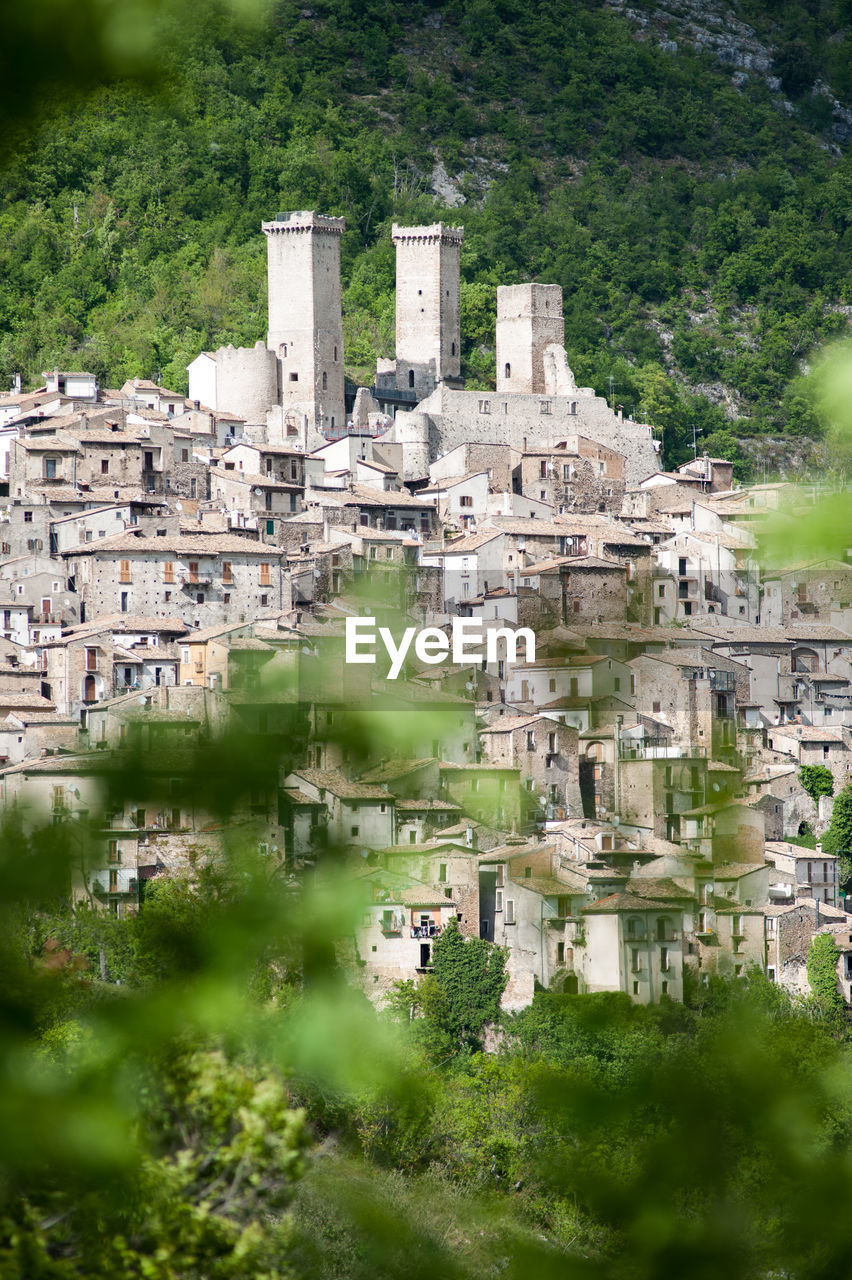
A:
5;779;852;1280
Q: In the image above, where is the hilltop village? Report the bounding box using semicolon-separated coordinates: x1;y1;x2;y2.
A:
1;211;851;1009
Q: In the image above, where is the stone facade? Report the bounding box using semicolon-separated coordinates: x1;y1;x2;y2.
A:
496;283;565;395
391;222;463;399
263;211;346;438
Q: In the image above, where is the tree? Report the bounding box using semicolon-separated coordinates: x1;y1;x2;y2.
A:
428;918;508;1052
798;764;834;804
806;932;843;1018
823;784;852;894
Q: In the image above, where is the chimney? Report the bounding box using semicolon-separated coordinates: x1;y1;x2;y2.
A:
11;373;21;394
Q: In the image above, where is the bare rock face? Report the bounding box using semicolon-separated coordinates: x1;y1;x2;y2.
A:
430;162;466;209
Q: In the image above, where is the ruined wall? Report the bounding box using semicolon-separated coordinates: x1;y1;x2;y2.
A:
496;283;564;395
403;385;658;489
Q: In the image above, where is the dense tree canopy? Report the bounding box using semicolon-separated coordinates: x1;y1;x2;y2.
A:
3;0;852;469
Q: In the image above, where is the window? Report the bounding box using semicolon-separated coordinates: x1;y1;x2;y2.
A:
408;369;415;389
120;560;131;583
260;594;268;607
44;459;57;479
181;449;189;463
120;592;129;613
223;593;230;604
260;563;271;586
660;947;669;972
439;863;447;882
504;899;515;924
658;584;665;598
101;459;109;474
85;647;97;671
108;840;119;863
24;511;32;523
504;362;511;378
322;371;327;389
549;678;556;692
460;495;473;507
540;460;548;479
351;826;359;837
652;700;661;713
222;562;233;584
526;731;536;751
540;400;552;415
409;830;417;843
478;400;491;414
289;372;298;382
164;561;174;583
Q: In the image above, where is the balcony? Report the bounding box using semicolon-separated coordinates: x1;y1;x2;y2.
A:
410;924;442;939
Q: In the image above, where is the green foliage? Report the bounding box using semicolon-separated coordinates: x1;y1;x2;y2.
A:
429;918;508;1052
798;764;835;803
806;932;843;1017
823;784;852;894
3;0;852;468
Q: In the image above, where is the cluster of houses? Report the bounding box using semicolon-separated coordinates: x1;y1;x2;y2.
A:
2;210;851;1008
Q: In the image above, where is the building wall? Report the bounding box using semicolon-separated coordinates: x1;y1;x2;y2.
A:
263;211;346;432
392;223;463;398
395;384;659;489
496;284;565;395
213;342;279;424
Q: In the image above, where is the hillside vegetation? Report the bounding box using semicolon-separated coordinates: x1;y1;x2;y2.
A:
3;0;852;470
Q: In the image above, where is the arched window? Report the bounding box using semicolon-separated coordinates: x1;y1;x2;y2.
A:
322;371;327;390
504;362;511;378
408;369;414;389
451;342;456;356
792;647;818;673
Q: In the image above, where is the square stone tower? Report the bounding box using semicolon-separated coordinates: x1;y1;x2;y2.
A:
263;211;346;435
392;222;464;400
496;283;564;395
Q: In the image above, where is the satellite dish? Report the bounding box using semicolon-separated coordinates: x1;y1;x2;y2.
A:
538;796;547;806
253;487;264;496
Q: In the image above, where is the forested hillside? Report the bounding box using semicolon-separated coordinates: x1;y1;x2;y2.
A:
3;0;852;469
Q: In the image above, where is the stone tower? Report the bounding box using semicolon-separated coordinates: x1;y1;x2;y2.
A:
262;211;346;436
496;283;564;395
392;222;464;401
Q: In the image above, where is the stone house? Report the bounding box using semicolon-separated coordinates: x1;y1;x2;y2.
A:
762;560;852;627
419;471;491;527
284;768;396;848
763;903;848;994
478;841;591;1008
438;762;523;831
419;529;506;606
579;890;687;1003
478;714;582;821
764;840;839;908
513;440;625;514
766;724;852;795
62;532;293;629
379;837;480;936
652;530;758;624
628;648;742;762
349;864;460;999
519;555;629;625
